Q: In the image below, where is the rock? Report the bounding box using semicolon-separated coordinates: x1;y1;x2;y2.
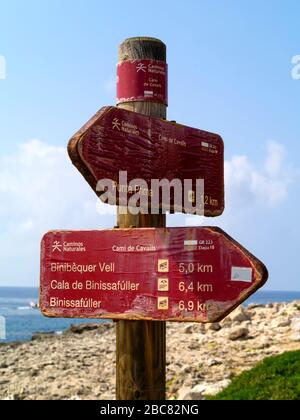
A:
197;324;206;334
279;306;297;317
31;332;55;341
30;370;39;377
0;380;9;385
177;386;205;401
248;304;264;309
222;315;232;323
256;339;271;350
291;318;300;332
228;327;249;341
221;317;232;328
176;387;189;400
209;323;222;332
180;380;231;400
65;324;103;335
184;325;194;334
188;341;199;350
207;359;222;367
231;309;251;323
12;394;25;401
291;333;300;342
181;365;192;374
224;371;236;380
271;319;291;328
202;380;231;396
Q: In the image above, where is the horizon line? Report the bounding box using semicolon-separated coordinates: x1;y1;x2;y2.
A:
0;286;300;294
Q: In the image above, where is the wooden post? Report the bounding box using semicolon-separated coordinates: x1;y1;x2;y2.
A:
116;37;167;400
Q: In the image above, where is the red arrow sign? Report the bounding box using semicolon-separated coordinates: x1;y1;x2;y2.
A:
40;227;267;322
68;106;224;216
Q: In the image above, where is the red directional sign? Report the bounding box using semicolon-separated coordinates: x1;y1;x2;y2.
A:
40;228;267;322
68;106;224;217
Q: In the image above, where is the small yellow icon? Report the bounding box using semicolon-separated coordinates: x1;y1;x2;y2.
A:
188;190;195;203
157;297;169;310
158;259;169;273
158;278;169;292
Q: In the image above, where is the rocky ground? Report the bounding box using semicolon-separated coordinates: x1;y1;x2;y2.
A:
1;302;300;400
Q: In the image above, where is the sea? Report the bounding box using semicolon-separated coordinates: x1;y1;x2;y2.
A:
1;287;300;343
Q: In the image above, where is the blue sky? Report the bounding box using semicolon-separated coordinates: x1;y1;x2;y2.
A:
0;0;299;290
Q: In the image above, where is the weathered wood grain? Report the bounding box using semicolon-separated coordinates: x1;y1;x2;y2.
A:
116;37;167;401
67;106;224;216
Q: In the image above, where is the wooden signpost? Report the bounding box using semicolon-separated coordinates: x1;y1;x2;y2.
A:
40;37;268;401
115;37;168;401
40;227;267;322
68;106;224;216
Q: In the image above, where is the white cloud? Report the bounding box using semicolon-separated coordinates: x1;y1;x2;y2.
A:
178;141;296;227
0;140;116;285
0;139;116;234
0;138;296;285
225;141;293;209
1;139;292;236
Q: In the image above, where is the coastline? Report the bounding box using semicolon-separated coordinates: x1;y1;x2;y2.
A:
2;289;300;344
1;300;300;400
